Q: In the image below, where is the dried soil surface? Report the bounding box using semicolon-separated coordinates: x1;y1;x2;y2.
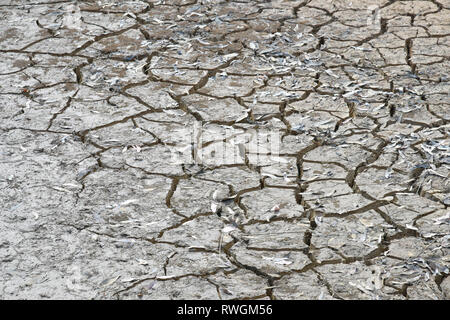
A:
0;0;449;300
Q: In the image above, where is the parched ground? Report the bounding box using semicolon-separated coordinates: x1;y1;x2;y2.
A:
0;0;449;300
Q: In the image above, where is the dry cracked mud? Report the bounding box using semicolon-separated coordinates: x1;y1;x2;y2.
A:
0;0;449;300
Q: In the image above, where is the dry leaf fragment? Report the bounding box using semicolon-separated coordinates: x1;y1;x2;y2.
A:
101;275;120;287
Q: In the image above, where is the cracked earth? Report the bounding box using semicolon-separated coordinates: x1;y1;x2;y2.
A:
0;0;449;300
